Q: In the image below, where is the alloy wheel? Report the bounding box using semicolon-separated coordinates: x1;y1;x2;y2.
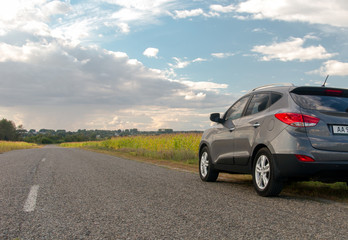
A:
255;154;270;190
200;151;209;178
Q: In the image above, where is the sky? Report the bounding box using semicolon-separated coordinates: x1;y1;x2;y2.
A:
1;0;348;131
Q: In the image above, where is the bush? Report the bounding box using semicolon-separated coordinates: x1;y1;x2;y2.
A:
41;137;54;144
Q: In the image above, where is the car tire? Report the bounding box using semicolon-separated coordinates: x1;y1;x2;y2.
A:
252;148;283;197
199;146;219;182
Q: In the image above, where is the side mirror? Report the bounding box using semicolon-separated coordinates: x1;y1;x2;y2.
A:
210;113;224;123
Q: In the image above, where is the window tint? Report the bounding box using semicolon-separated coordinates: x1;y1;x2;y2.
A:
225;96;250;121
291;93;348;113
271;93;282;104
245;93;270;116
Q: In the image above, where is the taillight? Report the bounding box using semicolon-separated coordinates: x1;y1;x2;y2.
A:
296;154;315;162
325;89;343;96
275;113;319;127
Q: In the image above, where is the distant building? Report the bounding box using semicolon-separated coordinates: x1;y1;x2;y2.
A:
158;129;173;133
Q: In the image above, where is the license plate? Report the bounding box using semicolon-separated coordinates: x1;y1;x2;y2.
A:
332;125;348;134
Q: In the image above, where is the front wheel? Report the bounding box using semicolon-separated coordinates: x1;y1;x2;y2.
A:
252;148;283;197
199;147;219;182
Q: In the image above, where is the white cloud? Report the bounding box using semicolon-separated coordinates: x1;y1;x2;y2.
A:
52;18;98;47
309;60;348;76
143;47;159;58
210;4;235;13
173;8;205;19
172;4;236;19
95;107;215;131
169;57;207;69
108;0;176;23
192;58;207;63
0;41;59;63
252;36;336;62
102;0;174;11
184;92;206;101
117;22;130;33
0;1;98;47
106;50;128;59
169;57;190;69
0;0;70;37
211;52;235;58
0;38;231;130
0;1;70;22
236;0;348;27
43;1;71;16
178;80;228;93
111;8;144;22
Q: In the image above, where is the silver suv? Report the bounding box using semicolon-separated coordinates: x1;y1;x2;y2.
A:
199;84;348;196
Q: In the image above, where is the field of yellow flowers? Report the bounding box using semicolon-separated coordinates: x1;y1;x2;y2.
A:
61;133;202;164
0;141;39;153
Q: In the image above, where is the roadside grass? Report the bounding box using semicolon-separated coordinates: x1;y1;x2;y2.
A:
283;181;348;202
0;141;40;153
61;133;200;164
60;134;348;203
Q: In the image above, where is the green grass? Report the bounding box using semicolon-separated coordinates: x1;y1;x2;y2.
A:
60;133;348;203
283;181;348;202
0;141;40;153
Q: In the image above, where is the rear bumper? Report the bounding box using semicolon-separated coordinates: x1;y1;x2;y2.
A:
273;153;348;182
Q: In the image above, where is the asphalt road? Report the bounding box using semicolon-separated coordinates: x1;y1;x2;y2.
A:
1;146;347;239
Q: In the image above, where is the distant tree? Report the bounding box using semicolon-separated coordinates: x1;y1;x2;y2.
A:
39;129;55;135
16;125;28;140
0;118;17;141
28;129;37;135
56;130;66;137
130;129;138;135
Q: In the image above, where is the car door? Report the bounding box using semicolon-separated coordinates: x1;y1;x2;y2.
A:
232;93;271;165
210;95;250;165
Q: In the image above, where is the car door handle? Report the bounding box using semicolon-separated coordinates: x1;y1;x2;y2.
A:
253;123;260;128
229;127;235;132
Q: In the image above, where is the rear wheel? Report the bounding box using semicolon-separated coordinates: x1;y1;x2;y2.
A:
252;148;283;197
199;147;219;182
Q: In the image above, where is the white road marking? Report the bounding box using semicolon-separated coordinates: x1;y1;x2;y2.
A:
41;158;46;162
23;185;39;212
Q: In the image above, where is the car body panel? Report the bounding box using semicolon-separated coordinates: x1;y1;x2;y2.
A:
210;124;235;165
302;109;348;152
233;111;266;165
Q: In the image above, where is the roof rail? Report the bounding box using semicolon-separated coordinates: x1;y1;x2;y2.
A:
251;83;294;91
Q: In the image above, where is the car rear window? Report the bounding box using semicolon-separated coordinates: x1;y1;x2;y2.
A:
290;87;348;113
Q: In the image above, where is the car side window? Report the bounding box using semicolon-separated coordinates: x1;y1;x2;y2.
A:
244;93;270;116
225;96;250;121
271;92;282;104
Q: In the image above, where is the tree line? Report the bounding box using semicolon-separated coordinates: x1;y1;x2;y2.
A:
0;118;193;144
